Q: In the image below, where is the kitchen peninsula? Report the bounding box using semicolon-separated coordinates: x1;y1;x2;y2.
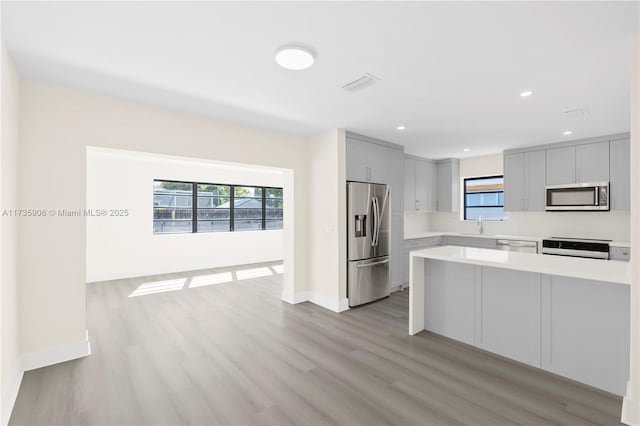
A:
409;246;631;396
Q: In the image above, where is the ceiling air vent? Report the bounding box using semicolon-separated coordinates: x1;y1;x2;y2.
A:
564;108;589;120
341;73;380;92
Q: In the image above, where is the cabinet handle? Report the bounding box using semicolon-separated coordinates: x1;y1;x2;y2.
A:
523;199;527;210
521;198;525;210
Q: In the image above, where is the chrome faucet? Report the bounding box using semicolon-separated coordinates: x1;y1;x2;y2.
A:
477;215;484;235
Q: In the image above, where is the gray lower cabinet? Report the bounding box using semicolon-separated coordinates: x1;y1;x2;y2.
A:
610;138;630;211
425;260;476;345
444;235;497;249
542;275;629;396
480;267;541;367
423;260;630;396
390;213;404;288
402;237;443;283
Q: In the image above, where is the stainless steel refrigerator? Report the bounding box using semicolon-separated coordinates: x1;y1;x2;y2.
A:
347;182;391;307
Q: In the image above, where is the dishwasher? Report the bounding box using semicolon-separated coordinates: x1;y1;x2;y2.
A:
496;239;538;253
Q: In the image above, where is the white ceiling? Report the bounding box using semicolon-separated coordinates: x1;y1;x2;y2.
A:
2;1;638;158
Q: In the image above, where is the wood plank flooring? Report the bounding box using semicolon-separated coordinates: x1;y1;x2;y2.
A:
10;261;623;425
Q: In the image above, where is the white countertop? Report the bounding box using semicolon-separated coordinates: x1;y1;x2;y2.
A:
404;231;630;248
410;245;630;285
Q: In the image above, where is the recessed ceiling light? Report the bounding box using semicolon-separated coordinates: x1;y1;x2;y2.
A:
520;90;533;97
397;125;406;131
463;148;471;152
275;45;315;70
563;130;573;135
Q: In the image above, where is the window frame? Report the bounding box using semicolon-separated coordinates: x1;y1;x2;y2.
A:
153;179;283;234
463;175;506;221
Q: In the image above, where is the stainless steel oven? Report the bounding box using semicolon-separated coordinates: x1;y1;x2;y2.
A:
545;182;609;211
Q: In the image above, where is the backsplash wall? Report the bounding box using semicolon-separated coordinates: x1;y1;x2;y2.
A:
426;211;630;242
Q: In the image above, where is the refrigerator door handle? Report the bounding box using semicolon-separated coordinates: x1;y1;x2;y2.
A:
371;196;380;246
356;258;390;268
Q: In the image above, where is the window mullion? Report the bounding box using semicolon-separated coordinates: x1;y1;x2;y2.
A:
192;183;197;233
262;187;266;230
230;185;235;232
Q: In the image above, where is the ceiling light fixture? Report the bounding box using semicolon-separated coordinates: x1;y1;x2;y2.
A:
563;130;573;135
397;125;406;131
275;45;315;70
520;90;533;97
463;148;471;152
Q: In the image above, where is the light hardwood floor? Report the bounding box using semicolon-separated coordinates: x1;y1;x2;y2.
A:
10;261;623;425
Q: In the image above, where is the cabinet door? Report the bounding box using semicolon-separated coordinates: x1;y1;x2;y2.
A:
390;213;404;287
576;141;609;183
415;160;429;211
386;148;403;212
503;153;524;211
524;150;546;211
346;138;369;182
368;143;388;184
610;139;630;211
546;146;576;185
427;162;438;212
437;160;459;212
403;158;416;211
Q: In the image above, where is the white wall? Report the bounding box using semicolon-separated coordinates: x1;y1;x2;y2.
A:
622;35;639;426
86;148;284;282
305;129;348;311
0;44;21;425
18;80;309;356
412;152;631;242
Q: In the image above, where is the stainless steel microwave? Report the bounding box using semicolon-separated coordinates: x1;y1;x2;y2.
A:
545;182;609;211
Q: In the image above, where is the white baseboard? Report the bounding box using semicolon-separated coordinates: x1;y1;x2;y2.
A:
0;331;91;426
21;331;91;372
281;291;350;313
622;381;639;425
281;290;310;304
1;361;23;426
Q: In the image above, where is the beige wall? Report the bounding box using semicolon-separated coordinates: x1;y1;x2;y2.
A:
306;129;348;310
18;80;310;354
1;44;21;424
460;153;503;178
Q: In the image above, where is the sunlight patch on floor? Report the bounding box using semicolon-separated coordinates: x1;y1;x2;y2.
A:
129;278;187;297
236;267;273;280
189;272;233;288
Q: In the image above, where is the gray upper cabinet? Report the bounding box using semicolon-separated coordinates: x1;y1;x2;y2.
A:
503;153;525;211
368;143;388;184
436;159;460;212
386;147;403;212
403;157;416;211
346;137;369;182
546;146;576;185
610;139;630;211
524;150;546;211
345;136;392;184
576;141;609;183
415;160;429;211
403;156;437;212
